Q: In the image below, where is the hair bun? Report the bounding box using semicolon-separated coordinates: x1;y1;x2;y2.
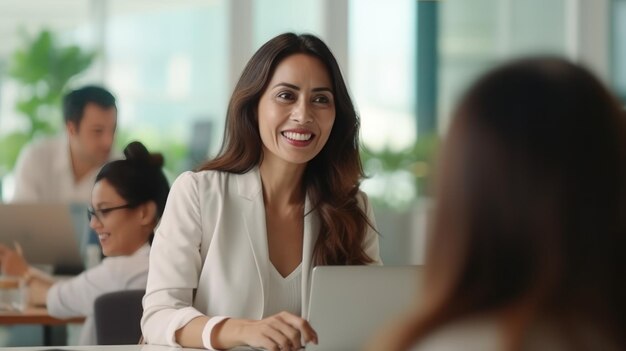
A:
124;141;165;168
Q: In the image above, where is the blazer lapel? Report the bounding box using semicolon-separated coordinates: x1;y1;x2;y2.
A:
238;168;270;317
237;168;320;319
301;194;319;319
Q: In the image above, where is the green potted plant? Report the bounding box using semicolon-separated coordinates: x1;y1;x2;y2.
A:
0;29;95;176
360;134;439;265
361;133;439;209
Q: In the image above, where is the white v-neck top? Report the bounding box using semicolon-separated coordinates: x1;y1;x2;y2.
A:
263;263;303;317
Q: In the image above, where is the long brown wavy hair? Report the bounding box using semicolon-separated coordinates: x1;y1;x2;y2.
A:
386;57;626;350
198;33;375;266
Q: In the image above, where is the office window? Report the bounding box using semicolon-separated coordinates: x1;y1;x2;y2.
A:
438;0;568;131
612;0;626;102
348;0;417;207
348;0;416;151
0;0;92;138
253;0;324;45
106;0;229;173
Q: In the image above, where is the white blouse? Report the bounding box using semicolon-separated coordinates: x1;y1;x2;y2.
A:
11;136;112;203
263;263;302;318
46;243;150;345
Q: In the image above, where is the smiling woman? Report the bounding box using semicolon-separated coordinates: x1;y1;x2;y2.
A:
141;33;382;351
0;141;169;345
257;53;336;170
89;142;169;256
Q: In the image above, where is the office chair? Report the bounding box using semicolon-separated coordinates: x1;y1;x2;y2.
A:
94;289;145;345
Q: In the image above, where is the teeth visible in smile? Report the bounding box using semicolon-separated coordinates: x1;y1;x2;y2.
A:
283;132;312;141
98;233;110;240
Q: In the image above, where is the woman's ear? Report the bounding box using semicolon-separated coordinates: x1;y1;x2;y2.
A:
139;201;157;226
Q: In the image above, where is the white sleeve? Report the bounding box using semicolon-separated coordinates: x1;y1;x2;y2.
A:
360;192;382;265
141;171;210;346
11;144;42;202
46;259;120;318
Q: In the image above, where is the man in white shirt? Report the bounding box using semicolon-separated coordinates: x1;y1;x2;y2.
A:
11;85;117;203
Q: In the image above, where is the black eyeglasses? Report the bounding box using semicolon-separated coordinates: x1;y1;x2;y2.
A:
88;203;137;222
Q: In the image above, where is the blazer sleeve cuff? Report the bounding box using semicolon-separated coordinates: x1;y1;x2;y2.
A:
162;307;206;346
202;316;230;350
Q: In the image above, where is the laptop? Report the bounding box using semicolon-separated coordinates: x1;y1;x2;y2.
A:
306;265;423;351
0;203;87;274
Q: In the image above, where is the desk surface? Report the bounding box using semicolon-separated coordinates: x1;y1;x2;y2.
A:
0;307;85;325
5;345;255;351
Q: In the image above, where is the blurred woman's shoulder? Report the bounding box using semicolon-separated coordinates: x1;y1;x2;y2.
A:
412;316;501;351
413;315;620;351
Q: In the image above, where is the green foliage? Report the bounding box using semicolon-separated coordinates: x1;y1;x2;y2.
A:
0;29;95;173
114;128;190;181
0;132;30;175
361;134;439;208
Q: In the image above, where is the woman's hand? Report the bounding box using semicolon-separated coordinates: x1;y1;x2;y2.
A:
214;311;318;351
0;243;29;276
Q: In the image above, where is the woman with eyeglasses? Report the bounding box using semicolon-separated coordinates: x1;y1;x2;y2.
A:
0;141;169;345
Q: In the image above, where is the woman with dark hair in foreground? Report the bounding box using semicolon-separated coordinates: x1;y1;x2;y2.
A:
372;57;626;351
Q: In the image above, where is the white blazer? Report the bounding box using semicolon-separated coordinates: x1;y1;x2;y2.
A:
141;167;381;347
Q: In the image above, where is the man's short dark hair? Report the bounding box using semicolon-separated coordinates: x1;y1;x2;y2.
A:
63;85;116;126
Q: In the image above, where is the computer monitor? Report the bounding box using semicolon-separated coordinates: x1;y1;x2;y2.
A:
0;203;86;274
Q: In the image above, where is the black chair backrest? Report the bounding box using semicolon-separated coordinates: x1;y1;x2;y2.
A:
94;289;145;345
